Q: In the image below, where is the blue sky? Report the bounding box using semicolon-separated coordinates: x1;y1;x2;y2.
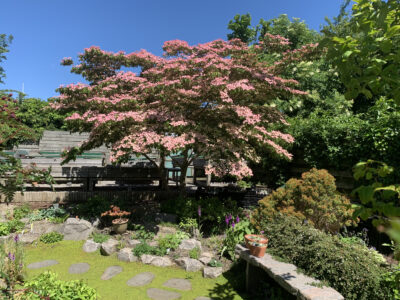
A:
1;0;343;100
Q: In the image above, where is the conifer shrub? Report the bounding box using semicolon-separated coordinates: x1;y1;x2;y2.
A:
253;168;355;233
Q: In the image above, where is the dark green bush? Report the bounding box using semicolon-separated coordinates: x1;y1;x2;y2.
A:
39;232;64;244
253;216;392;300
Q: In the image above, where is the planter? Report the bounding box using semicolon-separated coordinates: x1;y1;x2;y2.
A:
248;242;267;258
245;234;268;248
112;218;129;234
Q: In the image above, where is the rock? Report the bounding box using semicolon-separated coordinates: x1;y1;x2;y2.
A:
178;239;201;251
100;238;119;256
154;213;177;224
69;262;90;274
200;252;213;258
27;260;58;269
82;239;100;253
117;248;137;262
92;218;100;227
59;218;93;240
0;278;7;290
176;257;203;272
127;272;155;287
19;217;30;224
101;266;123;280
31;220;62;235
148;240;159;247
147;288;181;300
127;239;141;248
199;256;212;265
203;267;223;279
195;297;213;300
141;255;173;267
163;278;192;291
18;233;39;244
156;225;177;238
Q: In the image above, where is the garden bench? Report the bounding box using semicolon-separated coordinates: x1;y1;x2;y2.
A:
235;244;344;300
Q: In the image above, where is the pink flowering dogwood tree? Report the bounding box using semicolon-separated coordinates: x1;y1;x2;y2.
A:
54;35;318;189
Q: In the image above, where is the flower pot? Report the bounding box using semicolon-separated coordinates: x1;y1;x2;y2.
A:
245;234;268;248
248;243;267;258
112;218;129;234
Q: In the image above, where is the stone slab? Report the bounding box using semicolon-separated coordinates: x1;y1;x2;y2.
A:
27;260;58;269
127;272;155;287
235;244;344;300
68;262;90;274
163;278;192;291
101;266;123;280
147;288;181;300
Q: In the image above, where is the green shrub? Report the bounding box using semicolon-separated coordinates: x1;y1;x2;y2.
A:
18;271;97;299
158;232;189;251
208;258;223;268
222;219;254;260
91;233;109;244
254;216;393;300
131;224;155;241
28;206;68;223
253;168;355;233
0;220;25;236
132;241;165;257
13;205;31;220
189;247;200;259
39;232;64;244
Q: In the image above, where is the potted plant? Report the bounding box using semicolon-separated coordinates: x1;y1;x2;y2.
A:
101;205;131;234
245;234;268;248
248;241;267;258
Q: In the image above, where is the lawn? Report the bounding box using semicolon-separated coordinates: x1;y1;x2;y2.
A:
24;241;248;300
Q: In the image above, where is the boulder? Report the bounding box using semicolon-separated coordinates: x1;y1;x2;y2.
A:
203;267;223;279
199;256;212;265
127;239;141;248
178;239;201;251
31;220;62;235
156;225;177;238
59;218;93;240
141;255;173;267
18;233;39;244
117;248;137;262
176;257;203;272
100;238;119;256
83;239;100;253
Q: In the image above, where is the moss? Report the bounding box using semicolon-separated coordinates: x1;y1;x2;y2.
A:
24;241;245;300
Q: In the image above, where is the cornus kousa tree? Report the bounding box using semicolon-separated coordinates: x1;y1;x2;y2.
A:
54;36;318;189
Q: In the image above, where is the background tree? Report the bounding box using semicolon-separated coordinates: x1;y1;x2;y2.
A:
0;34;12;84
227;14;256;44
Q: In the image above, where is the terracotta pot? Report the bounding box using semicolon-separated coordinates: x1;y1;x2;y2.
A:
245;234;268;248
248;243;267;258
112;218;129;234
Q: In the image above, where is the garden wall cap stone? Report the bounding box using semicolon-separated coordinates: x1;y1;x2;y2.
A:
203;267;223;279
100;238;119;256
83;239;100;253
59;218;93;240
101;265;123;280
178;239;201;251
176;257;203;272
68;262;90;274
235;244;344;300
27;260;58;269
117;248;138;262
147;288;181;300
127;272;155;287
163;278;192;291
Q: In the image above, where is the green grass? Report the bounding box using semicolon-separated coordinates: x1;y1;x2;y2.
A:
24;241;247;300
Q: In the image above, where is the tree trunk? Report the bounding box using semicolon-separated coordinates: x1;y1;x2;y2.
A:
158;155;169;190
179;163;188;194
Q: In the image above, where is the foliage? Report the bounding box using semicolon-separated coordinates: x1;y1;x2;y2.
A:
253;216;393;300
12;205;31;220
91;233;109;244
254;168;355;233
132;241;165;257
221;219;254;260
0;220;24;236
161;196;240;234
227;14;256;44
18;271;98;300
189;247;200;260
39;232;64;244
0;34;13;84
322;0;400;104
208;258;223;268
101;205;130;221
178;217;198;236
158;231;189;251
383;263;400;299
131;224;155;241
28;206;68;223
0;235;25;295
69;195;111;221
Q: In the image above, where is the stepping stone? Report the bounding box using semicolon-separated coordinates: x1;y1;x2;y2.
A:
127;272;155;287
147;288;181;300
27;260;58;269
69;263;90;274
101;266;123;280
163;278;192;291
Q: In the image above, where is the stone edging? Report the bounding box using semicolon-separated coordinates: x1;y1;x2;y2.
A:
235;244;344;300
